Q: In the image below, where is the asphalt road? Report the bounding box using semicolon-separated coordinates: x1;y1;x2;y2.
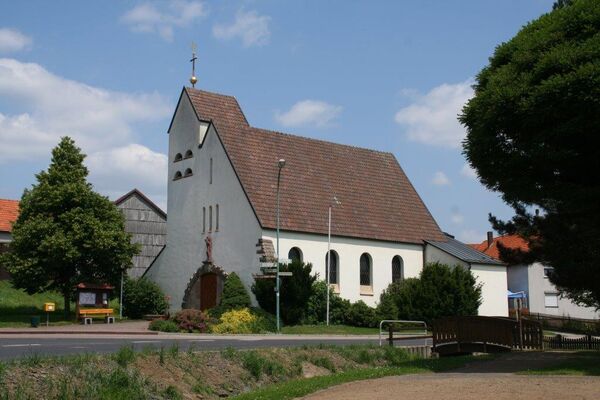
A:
0;335;432;360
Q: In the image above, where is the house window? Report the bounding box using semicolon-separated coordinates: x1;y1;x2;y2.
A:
184;168;193;177
544;293;559;308
202;207;206;233
325;250;338;285
173;171;182;180
210;157;213;184
288;247;303;263
216;204;219;231
543;267;554;278
184;149;193;159
174;153;183;162
392;255;404;283
209;206;213;232
360;253;372;293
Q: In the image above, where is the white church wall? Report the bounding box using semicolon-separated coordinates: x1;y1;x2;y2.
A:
147;94;262;310
262;229;424;307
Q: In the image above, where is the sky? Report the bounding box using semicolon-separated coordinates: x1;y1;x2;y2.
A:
0;0;555;244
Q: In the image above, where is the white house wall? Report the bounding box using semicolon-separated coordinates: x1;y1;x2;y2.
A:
146;94;262;310
424;244;508;317
470;263;508;317
262;229;424;307
527;262;599;319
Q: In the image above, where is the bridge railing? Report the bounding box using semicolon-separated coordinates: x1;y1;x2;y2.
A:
432;316;543;353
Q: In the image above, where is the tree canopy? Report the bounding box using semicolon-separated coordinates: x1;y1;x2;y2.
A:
460;0;600;307
2;137;139;315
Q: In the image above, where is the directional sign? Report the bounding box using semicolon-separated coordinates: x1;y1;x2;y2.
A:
252;274;277;280
259;262;276;268
279;258;292;265
260;268;278;274
278;272;293;276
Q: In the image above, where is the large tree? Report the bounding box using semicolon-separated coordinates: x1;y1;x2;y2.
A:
460;0;600;308
2;137;139;316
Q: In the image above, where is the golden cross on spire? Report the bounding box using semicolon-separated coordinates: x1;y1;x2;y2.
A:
190;42;198;88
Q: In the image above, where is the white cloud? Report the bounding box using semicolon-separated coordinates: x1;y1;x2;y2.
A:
87;144;167;208
121;1;208;41
457;229;485;244
213;9;271;47
460;163;477;179
275;100;342;128
0;28;32;53
395;79;474;148
432;171;451;186
451;213;464;225
0;58;170;162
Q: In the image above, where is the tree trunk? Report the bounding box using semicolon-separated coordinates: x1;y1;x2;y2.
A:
63;290;71;319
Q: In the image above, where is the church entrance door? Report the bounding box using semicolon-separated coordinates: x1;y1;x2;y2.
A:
200;273;218;310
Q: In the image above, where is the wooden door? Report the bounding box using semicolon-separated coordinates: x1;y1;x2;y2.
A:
200;273;217;310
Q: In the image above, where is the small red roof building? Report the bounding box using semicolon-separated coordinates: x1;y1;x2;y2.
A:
0;199;19;233
471;234;530;261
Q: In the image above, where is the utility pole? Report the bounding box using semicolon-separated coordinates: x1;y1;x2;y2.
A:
276;159;286;333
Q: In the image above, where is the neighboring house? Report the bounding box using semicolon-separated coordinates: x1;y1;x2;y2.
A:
0;190;165;280
472;233;600;320
0;199;19;280
425;233;508;316
145;86;509;317
115;189;167;278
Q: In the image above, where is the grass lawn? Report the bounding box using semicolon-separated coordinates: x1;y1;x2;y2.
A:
0;280;121;327
519;352;600;376
281;324;380;335
231;356;479;400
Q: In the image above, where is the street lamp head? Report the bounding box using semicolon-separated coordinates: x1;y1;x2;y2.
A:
278;159;286;169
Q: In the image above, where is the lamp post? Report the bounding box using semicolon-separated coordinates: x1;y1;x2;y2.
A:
276;158;286;333
326;196;340;326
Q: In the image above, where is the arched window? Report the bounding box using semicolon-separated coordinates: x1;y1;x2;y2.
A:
325;250;339;285
173;171;182;180
184;149;193;159
184;168;193;177
216;204;219;231
360;253;372;287
392;256;404;283
202;207;206;233
288;247;303;263
209;206;213;231
210;157;213;184
174;153;183;162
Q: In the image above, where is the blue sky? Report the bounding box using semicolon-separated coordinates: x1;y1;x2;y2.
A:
0;0;555;243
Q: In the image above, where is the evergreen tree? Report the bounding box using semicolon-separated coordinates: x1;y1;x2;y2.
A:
219;272;251;310
460;0;600;307
2;137;138;316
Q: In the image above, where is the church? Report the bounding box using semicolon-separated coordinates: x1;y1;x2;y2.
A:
145;85;508;317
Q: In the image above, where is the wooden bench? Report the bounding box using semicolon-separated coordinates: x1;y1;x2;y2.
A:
78;308;115;324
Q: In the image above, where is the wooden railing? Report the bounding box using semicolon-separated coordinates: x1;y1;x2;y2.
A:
544;334;600;350
432;316;543;354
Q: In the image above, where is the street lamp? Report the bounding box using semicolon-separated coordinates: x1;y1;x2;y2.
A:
326;196;341;326
276;158;286;333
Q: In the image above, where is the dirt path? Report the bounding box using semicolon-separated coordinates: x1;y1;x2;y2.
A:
301;373;600;400
302;353;600;400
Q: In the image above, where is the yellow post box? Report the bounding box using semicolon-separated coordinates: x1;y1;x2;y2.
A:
44;303;55;312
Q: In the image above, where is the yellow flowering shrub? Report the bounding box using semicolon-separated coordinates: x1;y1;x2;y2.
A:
211;308;257;334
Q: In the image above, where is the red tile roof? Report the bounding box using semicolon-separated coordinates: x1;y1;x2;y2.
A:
471;235;530;261
0;199;19;233
184;88;446;244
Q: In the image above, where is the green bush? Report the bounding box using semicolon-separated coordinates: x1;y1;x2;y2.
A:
220;272;251;310
148;319;179;332
376;286;399;320
304;280;351;325
114;345;135;367
122;277;168;320
173;309;209;333
346;300;379;328
252;260;316;325
381;262;482;324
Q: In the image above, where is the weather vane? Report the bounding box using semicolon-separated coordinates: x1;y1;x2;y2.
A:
190;42;198;88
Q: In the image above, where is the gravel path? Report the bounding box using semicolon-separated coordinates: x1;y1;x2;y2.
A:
301;373;600;400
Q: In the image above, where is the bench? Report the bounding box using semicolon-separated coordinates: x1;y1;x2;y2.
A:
78;308;115;324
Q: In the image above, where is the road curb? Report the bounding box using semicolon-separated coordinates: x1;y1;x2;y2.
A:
0;330;158;335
